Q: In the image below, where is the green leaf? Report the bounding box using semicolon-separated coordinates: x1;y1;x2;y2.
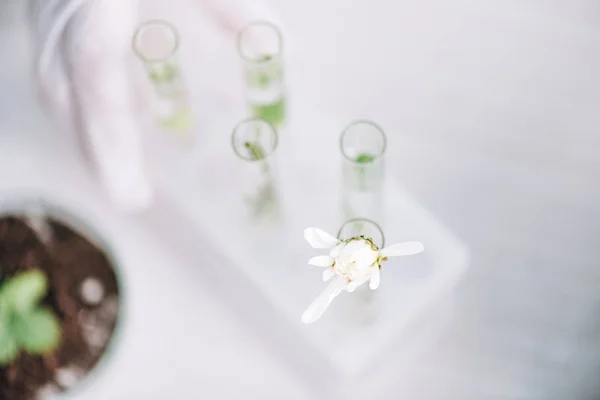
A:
257;74;270;88
0;332;19;366
0;313;19;366
355;153;375;164
245;56;283;89
0;270;48;313
250;98;286;127
244;141;266;161
0;295;9;324
149;64;178;83
14;308;61;354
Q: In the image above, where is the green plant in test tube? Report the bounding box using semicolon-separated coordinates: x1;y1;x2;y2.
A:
232;118;280;219
340;120;387;191
237;22;286;128
133;19;193;137
340;120;386;223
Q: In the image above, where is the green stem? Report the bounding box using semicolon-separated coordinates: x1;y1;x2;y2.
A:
244;141;266;161
243;141;278;217
354;152;375;190
149;63;178;83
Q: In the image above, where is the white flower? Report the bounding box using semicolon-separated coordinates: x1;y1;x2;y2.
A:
301;227;424;324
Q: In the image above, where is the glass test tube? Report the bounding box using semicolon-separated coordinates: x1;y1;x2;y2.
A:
340;120;387;222
231;117;281;221
237;21;286;129
132;20;193;139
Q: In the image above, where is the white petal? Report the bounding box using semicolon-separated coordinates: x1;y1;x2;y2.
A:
351;247;379;271
336;240;367;267
380;241;425;258
329;243;345;258
322;268;336;282
304;228;341;249
308;255;334;267
301;277;346;324
339;239;367;258
369;267;381;290
346;282;359;292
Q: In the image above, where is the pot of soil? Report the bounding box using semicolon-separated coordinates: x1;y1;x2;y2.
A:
0;197;124;400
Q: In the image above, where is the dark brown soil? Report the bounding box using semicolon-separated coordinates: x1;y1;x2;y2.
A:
0;216;121;400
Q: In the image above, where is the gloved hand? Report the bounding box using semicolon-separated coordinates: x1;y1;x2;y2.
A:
27;0;289;213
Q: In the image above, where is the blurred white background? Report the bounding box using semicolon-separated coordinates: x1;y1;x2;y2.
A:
1;0;600;398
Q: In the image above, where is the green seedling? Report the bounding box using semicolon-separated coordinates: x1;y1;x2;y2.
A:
244;54;286;126
355;153;376;164
244;140;266;161
0;269;61;366
255;56;272;88
354;152;376;190
149;63;178;83
250;97;286;128
243;140;279;217
245;55;284;89
244;139;272;175
244;179;278;218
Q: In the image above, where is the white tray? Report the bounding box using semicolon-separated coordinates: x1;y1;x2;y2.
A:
148;99;469;377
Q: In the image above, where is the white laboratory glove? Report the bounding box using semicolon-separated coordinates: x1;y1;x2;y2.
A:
28;0;151;212
196;0;291;45
27;0;290;213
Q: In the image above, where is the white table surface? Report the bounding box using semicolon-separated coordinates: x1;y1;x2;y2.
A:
2;0;600;399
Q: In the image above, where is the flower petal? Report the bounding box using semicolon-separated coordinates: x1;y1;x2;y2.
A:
380;241;424;258
329;243;345;258
304;228;341;249
346;282;359;292
301;277;346;324
338;239;367;258
308;255;334;267
322;268;336;282
369;267;381;290
351;246;379;272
